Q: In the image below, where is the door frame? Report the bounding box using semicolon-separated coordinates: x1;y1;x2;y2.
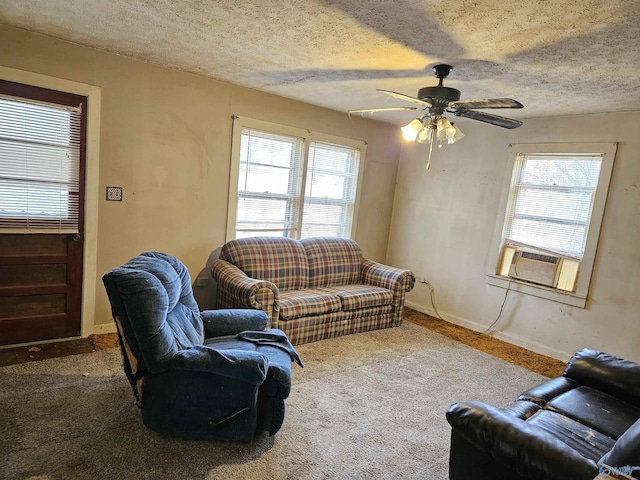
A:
0;66;102;338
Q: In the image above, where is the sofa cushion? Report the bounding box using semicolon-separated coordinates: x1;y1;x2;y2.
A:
546;386;640;439
219;237;309;291
301;237;362;288
278;289;342;320
565;348;640;409
321;284;393;311
527;410;616;462
517;377;578;406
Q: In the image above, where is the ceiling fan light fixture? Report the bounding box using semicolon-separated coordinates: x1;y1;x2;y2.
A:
436;117;464;145
449;124;465;144
436;117;455;140
415;122;436;144
442;123;465;145
401;119;423;141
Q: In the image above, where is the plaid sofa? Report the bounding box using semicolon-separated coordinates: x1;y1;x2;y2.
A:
211;237;415;345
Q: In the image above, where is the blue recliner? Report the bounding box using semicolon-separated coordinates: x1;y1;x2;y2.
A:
102;251;302;441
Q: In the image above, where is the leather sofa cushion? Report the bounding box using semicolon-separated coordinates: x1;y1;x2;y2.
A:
527;410;616;462
517;376;578;406
565;348;640;408
546;386;640;439
321;284;393;311
278;289;342;320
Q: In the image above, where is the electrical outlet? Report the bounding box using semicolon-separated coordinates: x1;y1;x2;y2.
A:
415;274;425;283
196;277;209;287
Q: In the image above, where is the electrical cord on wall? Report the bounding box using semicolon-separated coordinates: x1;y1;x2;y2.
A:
418;279;447;322
480;277;513;334
418;276;513;334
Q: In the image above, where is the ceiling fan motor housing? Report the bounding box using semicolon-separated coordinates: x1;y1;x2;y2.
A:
417;86;461;105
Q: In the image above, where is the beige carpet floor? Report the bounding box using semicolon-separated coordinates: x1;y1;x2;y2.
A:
0;321;549;480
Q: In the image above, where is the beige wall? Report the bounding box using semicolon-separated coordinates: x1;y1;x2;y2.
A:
0;25;402;330
388;110;640;363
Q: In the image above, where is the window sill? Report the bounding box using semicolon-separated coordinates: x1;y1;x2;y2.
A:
486;274;587;308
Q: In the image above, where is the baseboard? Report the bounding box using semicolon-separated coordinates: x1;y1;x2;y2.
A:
92;322;117;335
405;301;571;362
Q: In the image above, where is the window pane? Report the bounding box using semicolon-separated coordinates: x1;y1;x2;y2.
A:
239;162;292;195
302;141;359;239
236;197;297;232
306;172;347;200
0;141;78;183
521;157;601;188
301;223;341;238
510;217;586;256
505;154;603;258
514;187;594;224
0;95;81;232
300;203;344;239
240;131;297;168
236;230;288;239
0;179;72;218
0;98;73;146
236;128;303;237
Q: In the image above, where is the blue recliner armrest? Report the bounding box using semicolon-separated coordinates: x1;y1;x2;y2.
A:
171;346;269;385
201;309;269;337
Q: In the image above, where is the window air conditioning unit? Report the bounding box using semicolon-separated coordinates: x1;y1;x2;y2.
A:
508;250;561;287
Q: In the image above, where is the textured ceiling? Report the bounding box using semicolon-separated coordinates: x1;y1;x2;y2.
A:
1;0;639;125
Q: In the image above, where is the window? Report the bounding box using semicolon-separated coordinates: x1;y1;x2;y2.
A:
0;84;83;233
227;117;364;240
487;143;617;307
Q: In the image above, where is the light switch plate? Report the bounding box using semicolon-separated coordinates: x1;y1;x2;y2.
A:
106;186;123;201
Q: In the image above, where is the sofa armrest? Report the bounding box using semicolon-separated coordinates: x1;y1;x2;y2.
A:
564;348;640;408
446;401;599;480
517;377;578;406
201;309;268;338
599;419;640;479
361;258;415;293
211;260;279;309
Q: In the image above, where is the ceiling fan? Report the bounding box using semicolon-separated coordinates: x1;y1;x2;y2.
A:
350;64;523;129
349;64;524;169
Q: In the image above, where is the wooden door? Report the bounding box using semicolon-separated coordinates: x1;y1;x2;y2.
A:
0;80;86;346
0;234;83;345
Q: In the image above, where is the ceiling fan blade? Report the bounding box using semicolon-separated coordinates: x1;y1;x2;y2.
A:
348;106;423;114
377;89;433;107
449;98;524;109
454;109;523;129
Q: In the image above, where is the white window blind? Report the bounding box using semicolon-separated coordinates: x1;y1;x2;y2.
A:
0;94;82;233
302;141;359;238
236;128;304;238
505;153;603;259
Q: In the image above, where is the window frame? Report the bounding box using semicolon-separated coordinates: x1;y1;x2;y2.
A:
226;116;365;242
486;142;617;308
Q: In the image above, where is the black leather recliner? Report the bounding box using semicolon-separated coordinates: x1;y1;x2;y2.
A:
446;348;640;480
